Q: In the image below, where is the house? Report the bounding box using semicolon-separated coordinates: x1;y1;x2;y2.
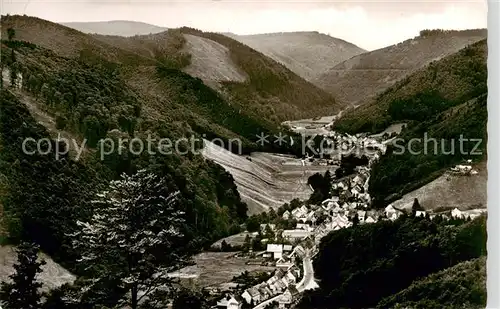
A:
322;197;339;205
278;285;300;308
331;203;343;214
285;271;296;284
259;285;273;300
260;224;276;233
336;181;347;190
357;210;367;223
322;201;334;211
291;206;308;220
416;210;426;217
282;210;291;220
282;230;311;241
283;245;293;252
352;175;363;185
306;211;317;222
266;244;284;259
267;275;278;286
365;216;377;224
242;286;261;304
276;256;293;269
291;245;306;258
217;295;243;309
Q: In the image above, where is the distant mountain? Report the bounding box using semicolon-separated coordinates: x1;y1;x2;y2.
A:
228;31;366;82
315;29;487;105
62;20;168;37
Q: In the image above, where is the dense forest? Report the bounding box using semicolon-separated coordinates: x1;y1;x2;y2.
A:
298;215;487;309
377;256;486;309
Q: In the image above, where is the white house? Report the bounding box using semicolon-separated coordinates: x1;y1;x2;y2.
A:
278;285;299;308
296;223;311;231
451;208;464;219
276;257;293;269
266;244;284;259
352;175;363;185
416;210;427;218
242;287;261;304
282;210;291;220
285;271;297;284
365;216;377;224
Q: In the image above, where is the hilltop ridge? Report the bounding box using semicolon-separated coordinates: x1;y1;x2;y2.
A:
228;31;366;82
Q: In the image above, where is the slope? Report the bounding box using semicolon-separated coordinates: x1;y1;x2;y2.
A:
0;245;76;293
316;29;486;105
0;15;146;63
62;20;168;36
0;16;271;153
391;161;487;212
328;39;488;207
377;256;486;309
0;31;254;279
299;215;487;309
2;15;341;146
177;27;341;122
227;31;366;82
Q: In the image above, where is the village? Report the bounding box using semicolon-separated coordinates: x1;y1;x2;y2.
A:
210;129;486;309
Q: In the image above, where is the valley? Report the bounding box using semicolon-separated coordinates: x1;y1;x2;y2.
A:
0;12;489;309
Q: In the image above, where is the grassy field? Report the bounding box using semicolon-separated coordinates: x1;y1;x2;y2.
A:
170;252;275;288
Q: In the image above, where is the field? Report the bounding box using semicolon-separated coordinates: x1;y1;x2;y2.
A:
392;161;487;211
168;252;275;288
202;140;335;214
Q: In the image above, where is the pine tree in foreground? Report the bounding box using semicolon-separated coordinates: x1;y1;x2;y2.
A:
71;169;189;309
0;242;46;309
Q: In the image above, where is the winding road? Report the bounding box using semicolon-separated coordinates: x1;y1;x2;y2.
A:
296;249;319;292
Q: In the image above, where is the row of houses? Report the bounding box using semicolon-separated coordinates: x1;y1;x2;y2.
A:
213;134;390;308
239;265;302;307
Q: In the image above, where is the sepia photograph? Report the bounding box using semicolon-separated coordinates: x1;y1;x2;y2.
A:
0;1;495;308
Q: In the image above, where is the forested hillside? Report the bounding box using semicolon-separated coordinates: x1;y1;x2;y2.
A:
0;89;248;266
299;215;487;309
377;256;486;309
333;39;487;206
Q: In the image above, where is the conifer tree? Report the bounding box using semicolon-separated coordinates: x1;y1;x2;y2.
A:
0;242;45;309
71;169;189;309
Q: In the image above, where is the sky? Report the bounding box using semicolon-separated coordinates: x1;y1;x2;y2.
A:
1;0;488;50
